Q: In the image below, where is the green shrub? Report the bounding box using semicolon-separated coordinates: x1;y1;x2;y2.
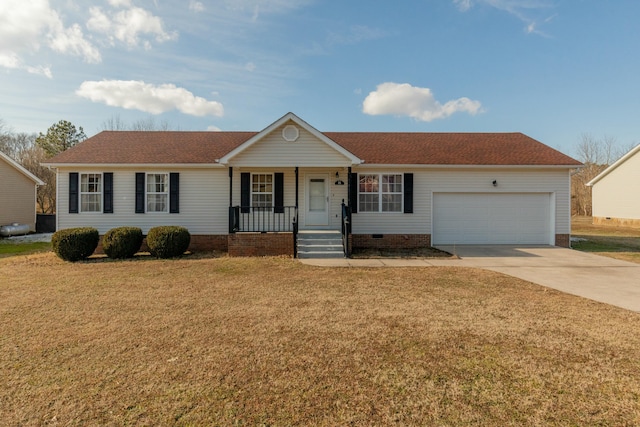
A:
146;226;191;258
102;227;143;259
52;227;99;262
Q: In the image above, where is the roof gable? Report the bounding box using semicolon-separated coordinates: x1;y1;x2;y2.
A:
587;143;640;186
0;151;44;185
218;112;362;165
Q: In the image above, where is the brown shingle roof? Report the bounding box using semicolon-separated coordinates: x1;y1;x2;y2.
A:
328;132;582;166
47;131;256;164
47;130;581;166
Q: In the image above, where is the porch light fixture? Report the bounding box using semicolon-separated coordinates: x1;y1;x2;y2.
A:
335;171;345;186
492;180;498;187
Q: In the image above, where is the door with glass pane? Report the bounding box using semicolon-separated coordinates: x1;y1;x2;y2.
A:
305;174;329;226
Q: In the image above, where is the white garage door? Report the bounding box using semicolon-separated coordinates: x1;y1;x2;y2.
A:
432;193;552;245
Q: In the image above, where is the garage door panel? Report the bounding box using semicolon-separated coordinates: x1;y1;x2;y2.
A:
433;193;551;245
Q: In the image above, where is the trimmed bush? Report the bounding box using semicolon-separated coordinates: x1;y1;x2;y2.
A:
102;227;143;259
52;227;99;262
146;226;191;258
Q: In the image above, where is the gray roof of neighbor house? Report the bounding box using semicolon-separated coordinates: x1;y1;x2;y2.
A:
45;130;582;167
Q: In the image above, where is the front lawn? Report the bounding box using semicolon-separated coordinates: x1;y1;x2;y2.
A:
572;216;640;263
1;254;640;425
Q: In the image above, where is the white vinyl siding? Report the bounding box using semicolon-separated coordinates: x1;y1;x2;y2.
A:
592;150;640;220
229;122;353;167
57;167;229;235
351;167;571;236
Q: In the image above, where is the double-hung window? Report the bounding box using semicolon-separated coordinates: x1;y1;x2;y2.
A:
358;173;403;212
147;173;168;212
251;173;273;209
80;173;102;212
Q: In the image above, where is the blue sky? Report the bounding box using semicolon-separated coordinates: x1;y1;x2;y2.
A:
1;0;639;157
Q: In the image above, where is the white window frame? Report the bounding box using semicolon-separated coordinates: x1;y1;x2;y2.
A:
251;173;273;209
79;172;102;213
146;173;169;213
358;173;403;213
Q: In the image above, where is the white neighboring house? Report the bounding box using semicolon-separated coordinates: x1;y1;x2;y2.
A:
43;112;582;256
587;143;640;227
0;151;44;232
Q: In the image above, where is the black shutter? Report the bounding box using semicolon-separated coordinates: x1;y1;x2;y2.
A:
404;173;413;214
135;173;145;213
103;172;113;213
349;172;358;213
240;172;250;213
69;172;79;214
274;172;284;213
169;173;179;213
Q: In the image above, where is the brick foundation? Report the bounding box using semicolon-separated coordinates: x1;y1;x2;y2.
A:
555;234;570;248
351;234;431;250
190;235;228;252
228;232;294;257
593;216;640;228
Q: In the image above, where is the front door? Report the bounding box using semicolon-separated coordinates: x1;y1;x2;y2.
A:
305;174;329;227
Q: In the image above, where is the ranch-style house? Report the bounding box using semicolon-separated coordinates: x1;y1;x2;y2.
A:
44;112;582;257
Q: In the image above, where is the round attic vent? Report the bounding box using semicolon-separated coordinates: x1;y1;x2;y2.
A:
282;125;299;142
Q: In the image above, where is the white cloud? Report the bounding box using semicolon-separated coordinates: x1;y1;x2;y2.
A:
76;80;224;117
189;1;205;13
87;5;178;48
0;0;100;76
109;0;133;7
245;62;256;72
453;0;556;36
362;82;482;122
207;125;222;131
49;23;101;63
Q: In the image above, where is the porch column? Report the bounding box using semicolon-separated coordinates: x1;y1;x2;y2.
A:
347;166;352;206
228;167;233;206
295;166;299;209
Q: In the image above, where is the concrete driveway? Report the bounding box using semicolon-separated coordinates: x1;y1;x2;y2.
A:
434;245;640;312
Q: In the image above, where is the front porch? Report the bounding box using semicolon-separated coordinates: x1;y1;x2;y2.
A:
225;164;354;258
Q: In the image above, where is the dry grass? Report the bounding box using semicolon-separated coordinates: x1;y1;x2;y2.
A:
2;253;640;425
572;216;640;263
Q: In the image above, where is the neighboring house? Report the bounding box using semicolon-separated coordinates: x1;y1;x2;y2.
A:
0;151;44;232
44;112;582;256
587;143;640;227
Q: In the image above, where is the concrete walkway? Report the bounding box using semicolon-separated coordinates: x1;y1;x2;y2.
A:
299;246;640;312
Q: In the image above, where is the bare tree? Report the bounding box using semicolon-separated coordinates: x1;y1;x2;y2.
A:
571;133;631;216
100;114;175;131
21;145;56;214
100;114;128;131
